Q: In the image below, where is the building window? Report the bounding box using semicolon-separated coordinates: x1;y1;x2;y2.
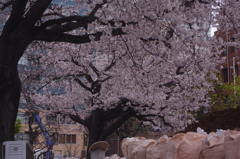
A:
17;112;29;124
46;116;76;125
58;134;76;144
235;65;239;77
231;46;237;53
46;115;55;124
222;46;228;56
17;113;39;125
222;68;228;83
59;134;65;144
230;38;237;53
28;115;38;125
15;132;38;144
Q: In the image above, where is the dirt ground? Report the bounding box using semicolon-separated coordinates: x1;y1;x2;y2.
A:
182;107;240;133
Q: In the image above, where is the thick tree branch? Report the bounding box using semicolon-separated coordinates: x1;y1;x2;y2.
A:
49;22;87;33
41;15;95;29
2;0;28;37
135;114;173;128
23;0;52;29
33;27;125;43
10;0;27;21
85;74;93;83
69;114;87;126
34;28;94;43
104;98;169;122
102;100;172;138
102;113;131;139
39;0;107;30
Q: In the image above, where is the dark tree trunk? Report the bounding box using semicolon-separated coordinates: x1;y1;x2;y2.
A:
0;43;21;158
86;131;107;159
0;34;30;158
71;99;146;159
86;109;107;159
84;108;132;159
0;0;53;157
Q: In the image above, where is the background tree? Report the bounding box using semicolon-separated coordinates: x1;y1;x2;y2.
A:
14;119;23;134
64;144;81;158
115;118;151;141
209;76;240;112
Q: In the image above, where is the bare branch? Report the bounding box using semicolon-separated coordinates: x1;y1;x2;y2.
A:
104;59;116;72
98;76;111;83
74;77;92;92
36;76;63;92
69;109;87;126
102;113;130;139
70;57;86;68
0;1;12;10
176;66;184;75
89;63;100;77
89;1;108;17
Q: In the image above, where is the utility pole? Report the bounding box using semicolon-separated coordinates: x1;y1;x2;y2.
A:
233;57;237;108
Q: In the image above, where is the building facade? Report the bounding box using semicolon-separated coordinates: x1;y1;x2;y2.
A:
15;108;87;159
215;30;240;84
211;30;240;110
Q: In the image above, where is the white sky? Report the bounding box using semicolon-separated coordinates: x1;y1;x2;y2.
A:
211;27;217;36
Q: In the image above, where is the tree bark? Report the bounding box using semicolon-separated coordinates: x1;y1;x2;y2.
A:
87;131;106;159
86;109;107;159
0;33;29;158
84;108;132;159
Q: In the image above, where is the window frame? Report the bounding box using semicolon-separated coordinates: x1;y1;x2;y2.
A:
58;134;76;144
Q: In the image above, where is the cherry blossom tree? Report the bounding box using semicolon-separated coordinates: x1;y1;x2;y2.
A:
0;0;224;158
213;0;240;38
19;0;221;156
